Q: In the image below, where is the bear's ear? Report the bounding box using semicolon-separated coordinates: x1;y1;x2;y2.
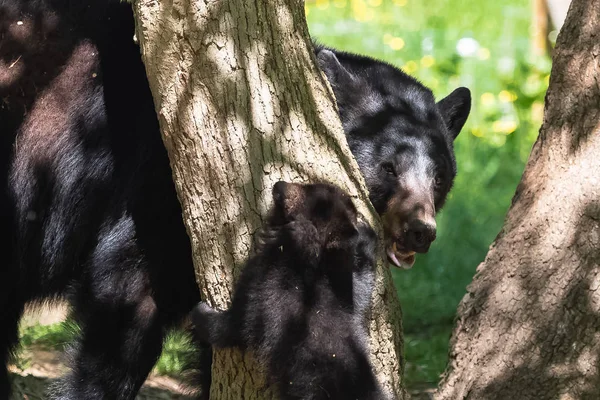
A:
272;181;304;221
437;87;471;140
316;48;356;89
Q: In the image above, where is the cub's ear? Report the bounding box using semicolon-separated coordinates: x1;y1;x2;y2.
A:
437;87;471;140
316;48;356;88
272;181;304;221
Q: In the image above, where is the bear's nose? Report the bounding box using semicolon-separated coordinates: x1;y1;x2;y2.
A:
405;220;436;253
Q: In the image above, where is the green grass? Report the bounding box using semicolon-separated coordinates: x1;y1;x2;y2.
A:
18;322;77;350
16;0;551;390
404;327;453;385
153;330;199;377
16;322;196;378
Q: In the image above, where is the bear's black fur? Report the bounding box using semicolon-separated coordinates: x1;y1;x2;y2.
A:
1;1;203;399
192;182;388;400
315;46;471;268
1;0;470;397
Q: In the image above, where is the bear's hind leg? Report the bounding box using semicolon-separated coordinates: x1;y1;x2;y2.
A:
53;272;164;400
51;219;165;400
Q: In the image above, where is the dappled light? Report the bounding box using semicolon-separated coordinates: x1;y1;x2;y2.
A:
133;0;404;397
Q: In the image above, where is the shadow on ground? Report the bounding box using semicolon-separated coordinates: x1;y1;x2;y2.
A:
9;373;195;400
9;348;195;400
9;347;436;399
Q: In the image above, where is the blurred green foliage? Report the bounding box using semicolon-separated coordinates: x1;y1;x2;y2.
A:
306;0;551;385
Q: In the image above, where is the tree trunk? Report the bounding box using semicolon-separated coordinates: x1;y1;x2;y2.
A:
436;0;600;398
130;1;406;398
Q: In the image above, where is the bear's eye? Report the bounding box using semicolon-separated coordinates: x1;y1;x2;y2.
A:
381;162;396;176
434;173;444;189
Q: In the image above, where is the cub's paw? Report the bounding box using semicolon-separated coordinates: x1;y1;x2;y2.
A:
190;302;220;343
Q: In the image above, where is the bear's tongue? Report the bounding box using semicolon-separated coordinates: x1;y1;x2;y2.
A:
387;242;416;269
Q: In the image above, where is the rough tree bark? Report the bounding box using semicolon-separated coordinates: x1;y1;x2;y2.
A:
130;1;406;399
436;0;600;399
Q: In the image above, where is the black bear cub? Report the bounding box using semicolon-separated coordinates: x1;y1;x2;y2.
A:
192;181;388;400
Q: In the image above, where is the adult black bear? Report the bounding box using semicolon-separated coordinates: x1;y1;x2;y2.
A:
315;46;471;268
192;181;388;400
0;0;469;398
0;1;201;399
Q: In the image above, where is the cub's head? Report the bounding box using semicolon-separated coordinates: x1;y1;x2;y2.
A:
316;46;471;269
270;181;362;265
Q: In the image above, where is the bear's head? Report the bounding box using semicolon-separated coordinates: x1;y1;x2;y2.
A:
316;47;471;269
270;181;362;267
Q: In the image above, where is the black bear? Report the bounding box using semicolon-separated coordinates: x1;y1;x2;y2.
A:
192;181;388;400
315;46;471;269
0;0;470;398
0;1;203;399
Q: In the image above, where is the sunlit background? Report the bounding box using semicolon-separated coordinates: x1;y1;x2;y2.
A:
305;0;552;386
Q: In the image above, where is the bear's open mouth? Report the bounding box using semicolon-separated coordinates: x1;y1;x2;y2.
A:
386;242;416;269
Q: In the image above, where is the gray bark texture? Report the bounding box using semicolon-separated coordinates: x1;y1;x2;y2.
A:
436;0;600;398
130;0;406;399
